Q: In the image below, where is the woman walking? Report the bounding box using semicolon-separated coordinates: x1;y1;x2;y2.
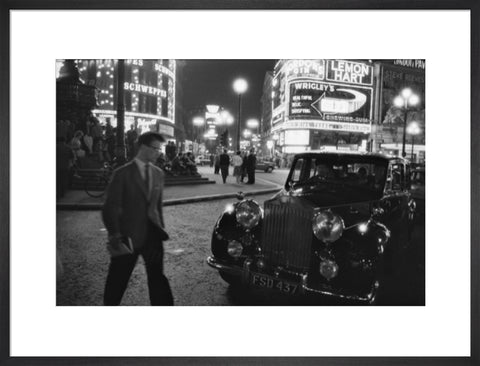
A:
232;151;243;184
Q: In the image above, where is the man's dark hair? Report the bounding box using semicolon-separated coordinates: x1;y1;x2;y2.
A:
137;132;165;146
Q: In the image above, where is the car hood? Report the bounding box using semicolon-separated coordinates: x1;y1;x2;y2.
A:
267;190;378;227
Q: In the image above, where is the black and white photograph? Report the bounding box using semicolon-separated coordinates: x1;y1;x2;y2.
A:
4;6;476;363
56;59;426;306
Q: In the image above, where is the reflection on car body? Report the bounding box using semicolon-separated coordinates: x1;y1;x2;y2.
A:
207;151;417;304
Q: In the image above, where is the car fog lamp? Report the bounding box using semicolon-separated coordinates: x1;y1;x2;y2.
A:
236;200;262;229
319;260;339;280
227;240;243;258
312;210;344;243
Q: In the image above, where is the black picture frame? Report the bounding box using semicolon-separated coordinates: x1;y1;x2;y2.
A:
1;1;478;365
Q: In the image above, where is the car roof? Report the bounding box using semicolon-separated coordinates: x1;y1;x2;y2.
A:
293;150;409;163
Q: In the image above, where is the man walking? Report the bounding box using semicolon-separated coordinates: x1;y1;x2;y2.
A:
219;148;230;184
102;132;174;306
246;148;257;184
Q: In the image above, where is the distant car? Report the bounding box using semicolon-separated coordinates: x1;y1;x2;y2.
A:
207;151;417;304
195;155;211;166
256;160;275;173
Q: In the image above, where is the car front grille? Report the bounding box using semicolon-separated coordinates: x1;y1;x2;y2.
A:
261;200;313;271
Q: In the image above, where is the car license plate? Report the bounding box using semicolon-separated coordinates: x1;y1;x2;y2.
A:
250;273;298;295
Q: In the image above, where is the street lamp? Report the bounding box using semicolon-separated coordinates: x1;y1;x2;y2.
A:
406;121;421;162
233;78;248;151
394;87;420;158
192;116;205;143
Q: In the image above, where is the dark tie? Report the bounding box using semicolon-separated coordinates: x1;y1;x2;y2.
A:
145;163;150;195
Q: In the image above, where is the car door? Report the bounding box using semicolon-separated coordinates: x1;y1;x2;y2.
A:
381;161;410;228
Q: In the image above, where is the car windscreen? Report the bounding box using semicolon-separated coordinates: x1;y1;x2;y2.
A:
288;156;388;196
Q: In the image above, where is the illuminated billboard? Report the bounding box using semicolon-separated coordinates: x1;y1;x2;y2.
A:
77;59;176;138
272;59;373;134
288;80;372;124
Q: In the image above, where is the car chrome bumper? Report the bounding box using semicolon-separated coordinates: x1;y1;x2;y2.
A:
206;256;379;304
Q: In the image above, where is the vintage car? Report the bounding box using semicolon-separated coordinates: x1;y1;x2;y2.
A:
255;159;275;173
207;151;416;304
195;155;211;166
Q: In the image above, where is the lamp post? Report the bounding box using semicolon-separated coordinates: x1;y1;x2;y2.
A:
394;88;420;158
192;116;205;142
115;59;126;164
233;78;248;151
406;121;421;162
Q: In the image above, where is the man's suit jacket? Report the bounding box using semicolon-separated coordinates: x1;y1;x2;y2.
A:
102;161;166;250
246;154;257;171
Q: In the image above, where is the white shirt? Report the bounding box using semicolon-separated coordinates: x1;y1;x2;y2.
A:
134;158;152;198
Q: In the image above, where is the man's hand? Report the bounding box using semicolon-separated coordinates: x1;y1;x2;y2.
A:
107;233;123;247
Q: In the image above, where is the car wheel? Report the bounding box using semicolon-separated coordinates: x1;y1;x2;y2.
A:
266;167;273;173
219;271;242;287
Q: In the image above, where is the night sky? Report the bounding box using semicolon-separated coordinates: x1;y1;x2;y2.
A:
181;60;276;122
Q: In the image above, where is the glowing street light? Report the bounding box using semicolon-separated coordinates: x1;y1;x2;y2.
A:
233;78;248;150
246;118;259;129
406;121;421;162
193;116;205;126
243;129;252;138
394;87;420;158
192;116;205;143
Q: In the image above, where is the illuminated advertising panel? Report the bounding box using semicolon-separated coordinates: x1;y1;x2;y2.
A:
284;129;309;145
77;59;176;138
284;59;325;80
288;79;372;125
326;60;373;86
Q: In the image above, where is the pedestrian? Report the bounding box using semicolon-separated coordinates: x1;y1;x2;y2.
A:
246;148;257;184
209;153;214;167
82;131;93;155
232;150;243;184
219;148;230;184
241;150;248;183
56;136;74;199
126;125;138;160
102;131;174;306
70;130;85;162
90;118;103;149
214;152;220;174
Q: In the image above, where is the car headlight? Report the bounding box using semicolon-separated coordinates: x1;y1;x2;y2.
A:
227;240;243;258
236;200;262;229
312;210;344;243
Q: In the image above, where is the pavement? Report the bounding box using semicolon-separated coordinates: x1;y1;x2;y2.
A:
57;166;284;210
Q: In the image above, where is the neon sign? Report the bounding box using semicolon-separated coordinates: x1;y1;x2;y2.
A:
288;81;372;123
326;60;373;85
154;63;175;78
393;59;425;69
124;82;166;98
285;60;325;79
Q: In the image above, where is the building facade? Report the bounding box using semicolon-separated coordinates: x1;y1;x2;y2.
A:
267;59;425;163
76;59;176;140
